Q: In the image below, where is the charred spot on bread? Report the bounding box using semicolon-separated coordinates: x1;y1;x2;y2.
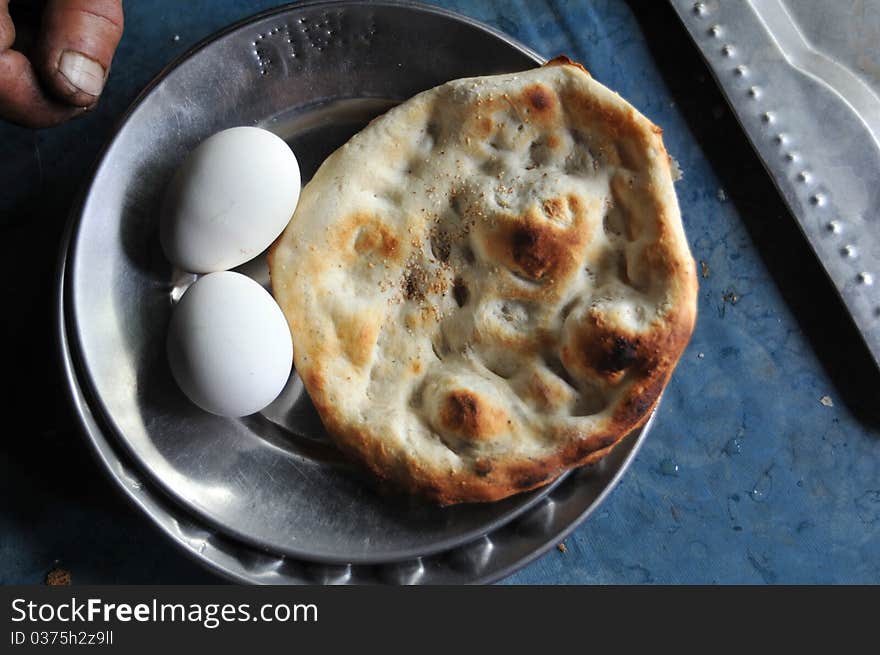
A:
524;84;554;113
440;390;506;440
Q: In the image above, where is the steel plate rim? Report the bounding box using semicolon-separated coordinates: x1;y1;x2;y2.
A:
57;0;653;583
472;423;650;584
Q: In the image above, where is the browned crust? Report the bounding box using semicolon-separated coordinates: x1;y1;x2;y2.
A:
545;54;591;76
275;56;698;505
439;390;507;440
522;83;557;117
485;210;588;283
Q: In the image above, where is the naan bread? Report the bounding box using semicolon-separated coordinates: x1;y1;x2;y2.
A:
269;57;697;504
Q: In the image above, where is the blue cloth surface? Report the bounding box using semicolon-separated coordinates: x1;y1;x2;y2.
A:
2;0;879;584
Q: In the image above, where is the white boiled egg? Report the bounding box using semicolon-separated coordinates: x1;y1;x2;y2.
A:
167;271;293;417
160;126;300;273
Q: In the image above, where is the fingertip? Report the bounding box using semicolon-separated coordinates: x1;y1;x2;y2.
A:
0;50;85;127
37;0;123;106
58;49;106;101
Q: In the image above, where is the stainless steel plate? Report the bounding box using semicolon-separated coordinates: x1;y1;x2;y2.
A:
61;0;652;582
672;0;880;369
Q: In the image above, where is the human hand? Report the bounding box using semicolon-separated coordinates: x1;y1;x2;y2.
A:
0;0;123;128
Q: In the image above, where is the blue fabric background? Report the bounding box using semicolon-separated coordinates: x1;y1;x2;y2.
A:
2;0;878;584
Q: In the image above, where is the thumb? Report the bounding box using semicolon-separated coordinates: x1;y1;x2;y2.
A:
0;0;84;127
36;0;123;107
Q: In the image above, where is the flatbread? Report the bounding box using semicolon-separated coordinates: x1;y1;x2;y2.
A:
269;57;697;504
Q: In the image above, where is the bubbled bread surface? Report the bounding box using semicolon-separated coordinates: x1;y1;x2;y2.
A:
269;58;697;504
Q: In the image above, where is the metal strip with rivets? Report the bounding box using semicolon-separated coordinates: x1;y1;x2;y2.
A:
671;0;880;369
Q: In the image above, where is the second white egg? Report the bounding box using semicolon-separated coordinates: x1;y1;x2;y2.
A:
167;271;293;417
160;126;301;273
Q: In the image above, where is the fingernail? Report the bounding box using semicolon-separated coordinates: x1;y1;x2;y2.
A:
58;50;105;96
